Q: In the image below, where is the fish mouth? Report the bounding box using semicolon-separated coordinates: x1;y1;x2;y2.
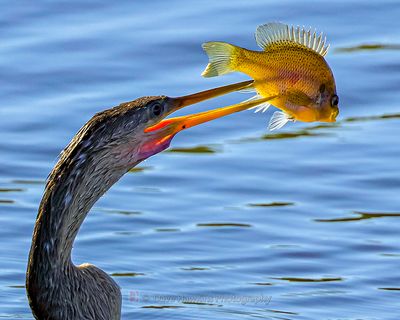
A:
323;107;339;122
331;106;339;121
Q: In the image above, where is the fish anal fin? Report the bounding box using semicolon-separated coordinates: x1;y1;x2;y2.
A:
268;111;294;131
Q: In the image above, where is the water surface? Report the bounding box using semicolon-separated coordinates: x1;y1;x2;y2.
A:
1;1;400;319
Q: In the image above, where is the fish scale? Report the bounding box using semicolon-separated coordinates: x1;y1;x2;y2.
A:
202;22;339;131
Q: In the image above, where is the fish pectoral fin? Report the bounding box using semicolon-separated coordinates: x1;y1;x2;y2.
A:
224;83;271;112
201;42;237;77
253;102;271;113
245;95;271;113
268;111;294;131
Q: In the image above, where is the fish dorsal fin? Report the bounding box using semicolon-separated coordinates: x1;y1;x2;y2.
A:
255;22;330;56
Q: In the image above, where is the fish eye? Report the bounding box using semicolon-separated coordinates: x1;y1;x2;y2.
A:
151;103;164;117
331;95;339;107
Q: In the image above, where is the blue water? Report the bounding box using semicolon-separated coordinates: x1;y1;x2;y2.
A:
1;1;400;319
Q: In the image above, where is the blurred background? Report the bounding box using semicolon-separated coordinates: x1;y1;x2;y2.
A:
1;1;399;319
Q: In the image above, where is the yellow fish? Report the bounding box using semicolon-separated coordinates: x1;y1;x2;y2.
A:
201;22;339;130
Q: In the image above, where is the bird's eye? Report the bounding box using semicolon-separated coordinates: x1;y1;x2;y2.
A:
331;95;339;107
151;103;164;117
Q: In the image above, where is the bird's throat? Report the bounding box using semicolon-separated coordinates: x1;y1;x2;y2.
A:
138;133;175;160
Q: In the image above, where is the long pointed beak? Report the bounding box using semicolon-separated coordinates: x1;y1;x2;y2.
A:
166;80;254;115
143;80;255;137
145;94;277;136
138;80;261;159
138;81;277;160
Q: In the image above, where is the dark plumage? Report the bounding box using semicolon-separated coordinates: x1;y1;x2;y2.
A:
27;96;166;319
26;80;254;319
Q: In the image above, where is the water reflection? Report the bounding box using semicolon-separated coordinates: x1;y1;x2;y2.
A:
0;199;15;204
11;179;45;185
101;208;142;216
168;145;218;154
142;305;182;309
181;267;210;271
234;122;338;144
267;309;298;316
345;113;400;123
196;223;252;228
0;188;25;192
261;130;329;140
182;301;219;306
336;43;400;53
154;228;180;232
128;166;153;173
247;202;294;207
111;272;145;277
234;112;400;145
272;277;343;282
315;211;400;223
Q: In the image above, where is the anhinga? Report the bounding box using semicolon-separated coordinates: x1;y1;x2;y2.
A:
26;80;273;319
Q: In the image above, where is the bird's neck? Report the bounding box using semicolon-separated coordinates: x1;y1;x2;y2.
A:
32;158;126;265
26;138;139;306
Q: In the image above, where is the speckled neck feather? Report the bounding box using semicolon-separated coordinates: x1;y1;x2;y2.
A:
26;96;162;320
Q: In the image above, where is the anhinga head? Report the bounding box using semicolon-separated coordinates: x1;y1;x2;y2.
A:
71;80;257;171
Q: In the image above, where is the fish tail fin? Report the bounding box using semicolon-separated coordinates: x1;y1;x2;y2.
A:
201;42;238;77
